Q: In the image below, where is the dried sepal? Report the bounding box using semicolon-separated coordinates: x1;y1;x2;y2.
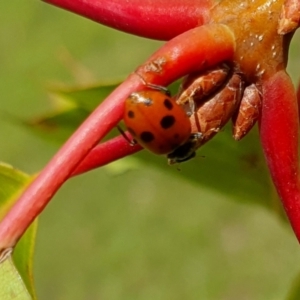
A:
189;73;244;147
278;0;300;34
176;64;231;114
232;84;262;140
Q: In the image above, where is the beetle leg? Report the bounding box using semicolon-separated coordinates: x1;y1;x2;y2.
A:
117;125;137;146
134;71;171;95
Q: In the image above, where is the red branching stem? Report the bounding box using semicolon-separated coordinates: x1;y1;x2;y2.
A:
72;135;142;176
42;0;214;40
72;23;236;175
0;25;235;251
259;70;300;241
74;24;235;174
74;24;236;174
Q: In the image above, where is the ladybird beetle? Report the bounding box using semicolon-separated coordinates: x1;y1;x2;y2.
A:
123;89;192;155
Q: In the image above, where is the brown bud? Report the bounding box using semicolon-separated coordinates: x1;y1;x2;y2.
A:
232;84;262;141
189;73;244;147
278;0;300;34
166;72;244;164
177;64;230;115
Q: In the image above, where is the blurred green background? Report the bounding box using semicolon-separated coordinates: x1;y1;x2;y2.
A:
1;1;300;299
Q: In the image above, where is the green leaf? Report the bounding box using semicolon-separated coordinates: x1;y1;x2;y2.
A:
0;256;32;300
25;81;121;143
0;163;36;299
13;222;37;300
286;272;300;300
25;107;90;144
50;81;121;111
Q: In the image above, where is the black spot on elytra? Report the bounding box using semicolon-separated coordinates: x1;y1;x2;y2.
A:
160;115;175;129
127;110;135;118
164;99;173;110
140;131;155;143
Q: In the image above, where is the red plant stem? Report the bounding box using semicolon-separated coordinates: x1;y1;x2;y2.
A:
72;135;142;176
0;75;140;251
260;70;300;241
135;24;235;85
0;24;235;251
74;24;235;174
42;0;214;40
